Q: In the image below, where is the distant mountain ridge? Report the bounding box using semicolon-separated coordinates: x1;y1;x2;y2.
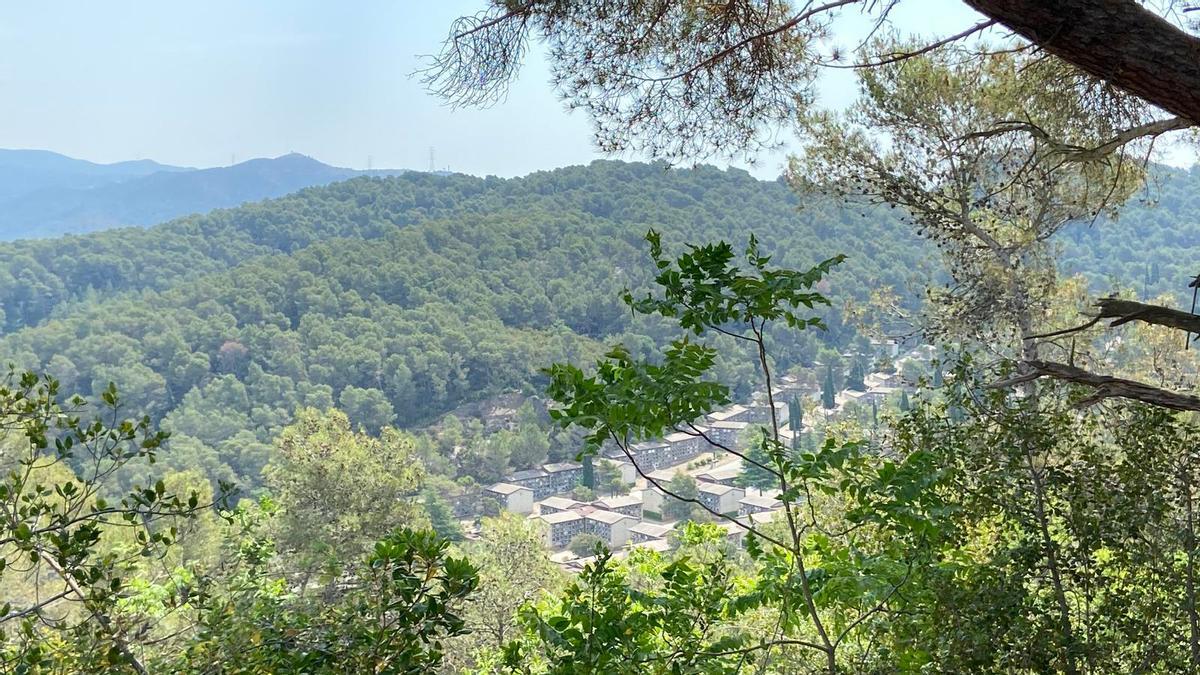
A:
0;150;409;240
0;149;191;202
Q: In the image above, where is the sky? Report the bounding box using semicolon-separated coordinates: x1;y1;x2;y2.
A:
5;1;1176;179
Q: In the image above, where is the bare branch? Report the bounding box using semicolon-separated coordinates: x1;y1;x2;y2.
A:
1026;315;1102;340
959;116;1193;161
991;360;1200;411
823;19;999;69
1095;297;1200;335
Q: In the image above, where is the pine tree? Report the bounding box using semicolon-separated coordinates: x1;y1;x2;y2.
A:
899;390;911;412
423;488;464;542
736;438;779;490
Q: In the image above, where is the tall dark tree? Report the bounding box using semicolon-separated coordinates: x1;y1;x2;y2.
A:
788;395;803;432
821;363;836;410
846;361;866;392
581;453;595;489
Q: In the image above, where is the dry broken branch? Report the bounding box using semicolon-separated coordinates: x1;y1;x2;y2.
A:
991;360;1200;411
1095;297;1200;336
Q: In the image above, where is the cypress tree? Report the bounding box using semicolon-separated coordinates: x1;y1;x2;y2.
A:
581;454;595;489
822;364;836;409
788;395;802;432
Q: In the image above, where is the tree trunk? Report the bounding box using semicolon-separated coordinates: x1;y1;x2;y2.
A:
1025;450;1081;675
962;0;1200;123
1183;458;1200;669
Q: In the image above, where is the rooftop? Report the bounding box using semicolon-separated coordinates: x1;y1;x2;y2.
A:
487;482;531;495
594;494;642;509
698;482;740;496
538;511;583;525
697;464;741;482
629;521;673;538
509;468;548;481
542;461;582;473
739;494;783;508
584;509;635;525
630;538;672;553
709;420;749;430
746;509;783;525
663;430;696;444
540;496;582;511
707;405;746;422
646;469;685;483
720;521;749;535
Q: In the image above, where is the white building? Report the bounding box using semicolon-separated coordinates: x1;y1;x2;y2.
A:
642;486;666;518
539;496;583;514
607;459;638;484
485;482;534;514
719;520;748;547
537;510;587;548
697;482;744;515
738;494;783;516
593;494;643;519
584;509;636;547
629;521;674;543
742;509;784;528
707;404;750;424
707;420;749;448
696;463;742;486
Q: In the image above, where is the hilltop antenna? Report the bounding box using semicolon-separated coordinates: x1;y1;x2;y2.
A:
230;153;236;166
428;147;435;173
367;154;373;171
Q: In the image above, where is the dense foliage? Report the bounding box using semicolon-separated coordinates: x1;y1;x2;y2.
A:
3;159;1190;493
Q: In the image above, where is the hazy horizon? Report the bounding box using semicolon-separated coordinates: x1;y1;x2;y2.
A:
2;2;1195;178
0;1;984;179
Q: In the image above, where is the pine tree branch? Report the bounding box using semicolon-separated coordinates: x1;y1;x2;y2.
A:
991;360;1200;411
1095;297;1200;335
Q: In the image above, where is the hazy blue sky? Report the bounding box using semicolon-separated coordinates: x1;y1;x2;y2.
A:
0;1;1075;178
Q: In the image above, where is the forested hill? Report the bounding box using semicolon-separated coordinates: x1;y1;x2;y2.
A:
0;161;932;487
0;159;1191;489
1059;164;1200;302
0;161;933;334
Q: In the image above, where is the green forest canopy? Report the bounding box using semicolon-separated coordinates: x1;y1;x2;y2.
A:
0;160;1194;489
